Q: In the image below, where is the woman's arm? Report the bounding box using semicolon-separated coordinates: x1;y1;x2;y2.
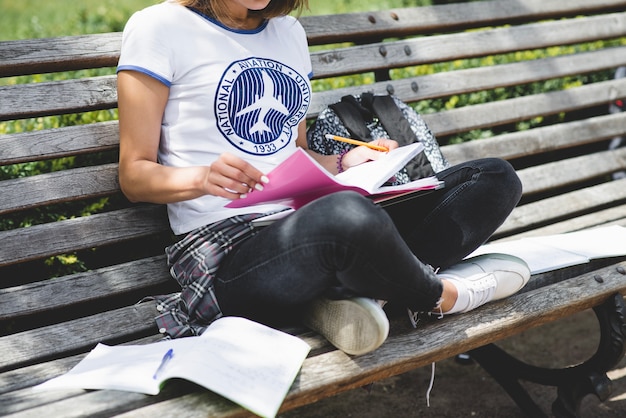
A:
117;71;268;204
295;120;399;175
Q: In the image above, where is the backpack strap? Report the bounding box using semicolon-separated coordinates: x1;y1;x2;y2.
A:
329;95;374;141
368;94;435;179
368;94;418;146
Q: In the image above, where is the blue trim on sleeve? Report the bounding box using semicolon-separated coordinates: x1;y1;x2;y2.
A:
308;71;314;80
116;65;172;87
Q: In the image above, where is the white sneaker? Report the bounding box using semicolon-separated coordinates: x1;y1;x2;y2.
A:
302;297;389;356
438;253;531;313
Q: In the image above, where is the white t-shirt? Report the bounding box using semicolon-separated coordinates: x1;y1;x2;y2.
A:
117;1;312;234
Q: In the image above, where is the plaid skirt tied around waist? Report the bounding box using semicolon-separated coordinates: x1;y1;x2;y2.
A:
153;212;271;338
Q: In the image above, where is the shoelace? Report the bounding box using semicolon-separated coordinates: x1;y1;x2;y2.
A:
464;274;496;311
405;264;442;407
406;298;444;407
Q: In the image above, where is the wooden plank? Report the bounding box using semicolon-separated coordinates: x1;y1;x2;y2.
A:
0;303;157;372
0;255;169;320
0;76;117;122
499;178;626;236
0;164;119;215
0;121;119;166
2;386;153;418
310;12;626;78
426;78;626;137
518;148;626;195
442;112;626;165
500;206;626;240
4;386;240;418
302;0;626;45
0;33;121;78
2;1;623;77
0;205;168;267
308;46;626;117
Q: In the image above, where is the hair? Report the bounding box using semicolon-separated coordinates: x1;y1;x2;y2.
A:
175;0;309;22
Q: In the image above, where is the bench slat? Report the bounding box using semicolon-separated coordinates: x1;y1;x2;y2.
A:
0;357;87;403
443;112;626;164
500;178;626;236
0;121;119;166
310;12;626;78
0;206;168;267
0;336;171;415
6;118;624;216
6;384;240;418
7;112;625;214
301;0;626;44
519;148;626;195
0;256;169;320
502;206;626;240
0;33;121;78
309;45;626;117
0;303;156;373
0;76;117;122
0;164;119;215
426;78;626;137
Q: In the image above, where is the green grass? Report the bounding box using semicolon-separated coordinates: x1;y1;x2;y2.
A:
0;0;160;40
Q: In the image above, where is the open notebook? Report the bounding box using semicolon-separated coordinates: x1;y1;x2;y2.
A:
226;142;443;211
34;317;311;418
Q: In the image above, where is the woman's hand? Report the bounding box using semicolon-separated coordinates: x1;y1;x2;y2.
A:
339;138;399;172
204;153;269;200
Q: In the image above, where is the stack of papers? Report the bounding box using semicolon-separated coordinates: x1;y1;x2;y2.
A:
468;225;626;274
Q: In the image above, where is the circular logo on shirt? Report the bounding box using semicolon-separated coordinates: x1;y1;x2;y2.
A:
215;57;311;155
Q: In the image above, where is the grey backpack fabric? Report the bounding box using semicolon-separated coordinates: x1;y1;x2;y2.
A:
306;93;449;184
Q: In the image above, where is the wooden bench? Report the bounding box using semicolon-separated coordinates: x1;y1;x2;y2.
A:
2;0;626;416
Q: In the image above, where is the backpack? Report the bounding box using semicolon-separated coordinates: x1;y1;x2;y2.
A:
306;93;449;185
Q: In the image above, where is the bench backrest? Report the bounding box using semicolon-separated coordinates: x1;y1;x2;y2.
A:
1;0;625;389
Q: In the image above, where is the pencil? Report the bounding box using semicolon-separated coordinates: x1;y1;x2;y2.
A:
324;134;389;152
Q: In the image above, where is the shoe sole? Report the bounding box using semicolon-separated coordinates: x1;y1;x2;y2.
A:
303;297;389;356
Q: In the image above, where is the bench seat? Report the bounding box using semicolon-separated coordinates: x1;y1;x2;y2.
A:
1;0;626;416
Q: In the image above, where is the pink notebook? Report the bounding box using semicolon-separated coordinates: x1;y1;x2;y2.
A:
226;142;443;210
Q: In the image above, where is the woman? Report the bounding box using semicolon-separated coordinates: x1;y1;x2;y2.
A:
117;0;530;355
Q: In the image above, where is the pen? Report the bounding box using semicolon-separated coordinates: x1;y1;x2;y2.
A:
324;134;389;152
153;348;174;380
